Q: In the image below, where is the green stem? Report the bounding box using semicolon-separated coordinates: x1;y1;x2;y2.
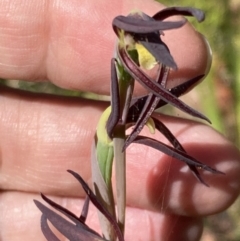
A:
113;125;126;234
113;56;135;235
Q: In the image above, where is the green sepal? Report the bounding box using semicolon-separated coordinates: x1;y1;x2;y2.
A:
96;106;113;145
96;106;114;186
96;141;114;186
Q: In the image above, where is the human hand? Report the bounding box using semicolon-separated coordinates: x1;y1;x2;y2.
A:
0;1;240;241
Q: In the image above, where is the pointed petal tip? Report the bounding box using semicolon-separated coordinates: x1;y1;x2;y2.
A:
122;141;129;152
67;169;76;176
153;7;205;23
33;199;45;213
200;165;225;175
201;180;210;187
197;167;225;187
204;116;211;124
171;63;178;71
34;199;41;206
214;169;225;175
194;111;211;124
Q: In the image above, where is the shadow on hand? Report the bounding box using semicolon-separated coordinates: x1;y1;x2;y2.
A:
147;138;240;217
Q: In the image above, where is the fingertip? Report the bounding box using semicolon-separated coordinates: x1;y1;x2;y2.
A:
163;23;212;89
147;121;240;216
125;209;203;241
126;116;240;216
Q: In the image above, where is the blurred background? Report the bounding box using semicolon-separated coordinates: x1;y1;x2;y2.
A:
1;0;240;240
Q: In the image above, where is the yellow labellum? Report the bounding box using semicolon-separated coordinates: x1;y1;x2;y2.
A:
135;43;157;70
146;117;156;134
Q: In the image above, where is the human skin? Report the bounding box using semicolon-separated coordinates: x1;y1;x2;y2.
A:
0;0;240;241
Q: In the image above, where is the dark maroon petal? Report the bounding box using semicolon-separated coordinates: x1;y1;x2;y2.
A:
127;96;147;124
126;97;158;148
153;7;205;22
41;193;81;224
152;117;184;151
40;194;100;237
112;15;186;35
80;196;90;224
168;74;204;97
124;67;168;150
139;37;177;69
118;47;211;123
129;74;204;115
132;136;224;175
106;59;120;138
40;215;62;241
67;170;125;241
152;117;210;186
120;76;135;124
34;200;106;241
124;94;158;150
187;164;209;186
148;74;204;109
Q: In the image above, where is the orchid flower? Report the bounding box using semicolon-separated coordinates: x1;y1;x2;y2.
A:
94;6;223;238
35;5;224;241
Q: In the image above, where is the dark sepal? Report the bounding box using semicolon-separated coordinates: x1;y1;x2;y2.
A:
138;34;177;69
34;200;106;241
128;74;204;118
40;215;61;241
153;7;205;22
40;193;100;236
112;15;186;35
106;59;121;138
152;117;210;186
132;135;224;175
41;193;82;225
123;67;168;150
80;196;90;223
118;47;211;123
124;12;177;69
67;170;125;241
168;74;204;97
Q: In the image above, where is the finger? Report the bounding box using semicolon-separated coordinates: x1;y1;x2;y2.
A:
0;191;203;241
0;87;240;217
125;114;240;216
0;86;104;194
0;0;210;94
